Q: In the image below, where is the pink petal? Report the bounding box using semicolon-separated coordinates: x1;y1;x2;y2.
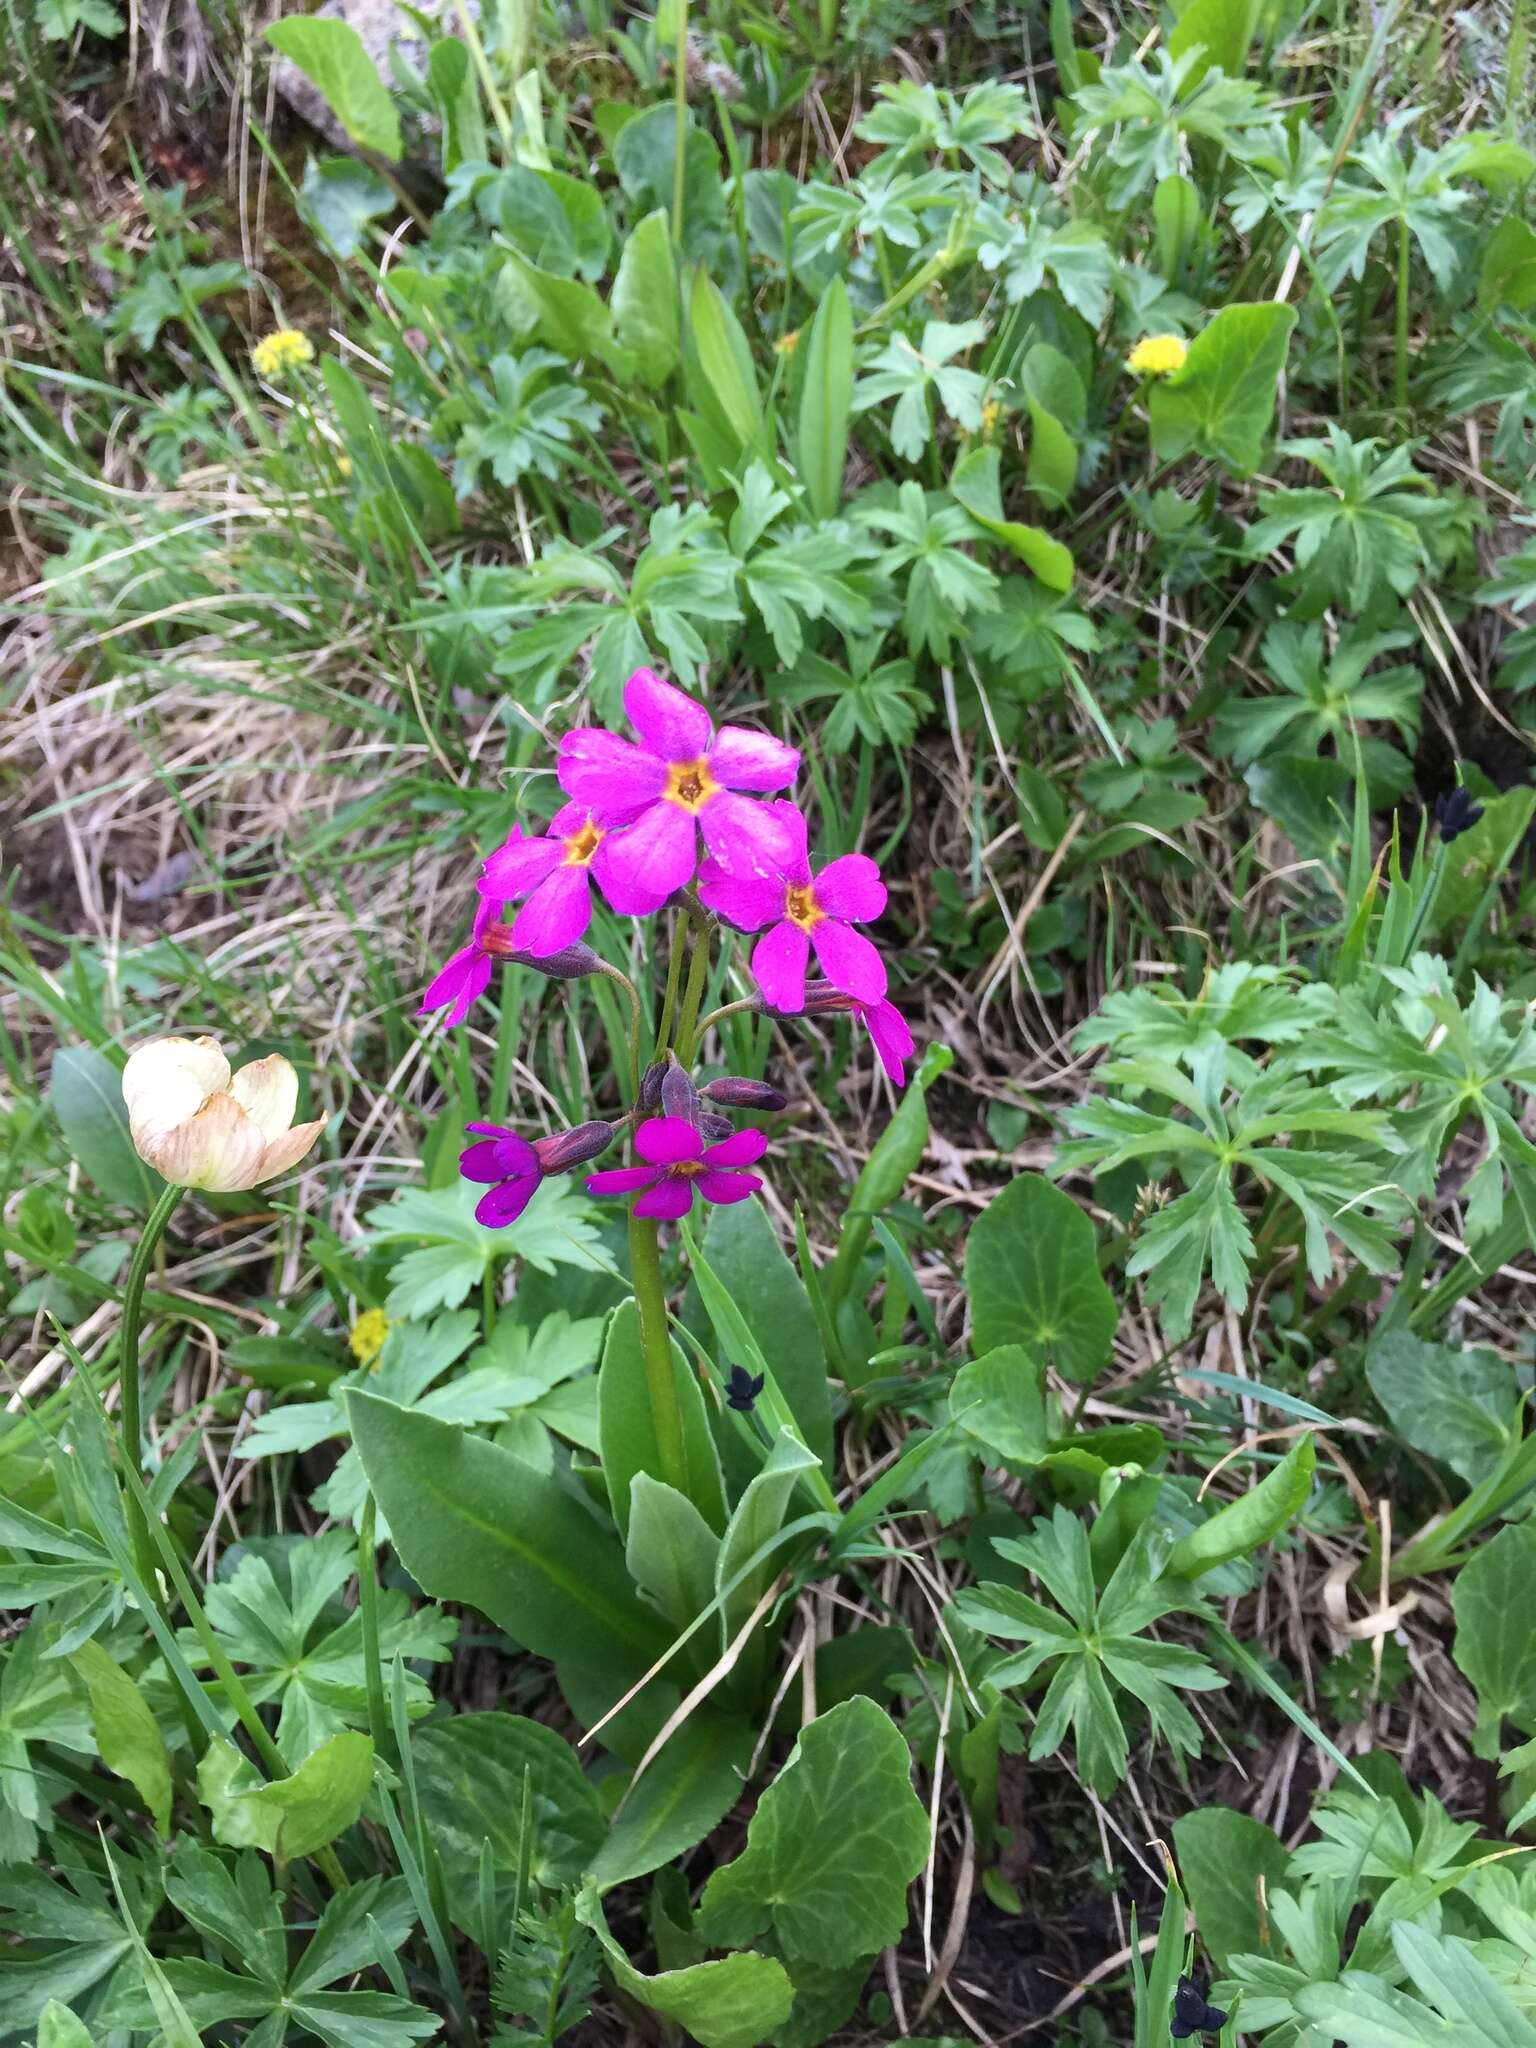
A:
813;852;886;923
701;1128;768;1168
591;833;674;918
707;726;800;792
418;948;491;1026
697;869;785;932
698;1170;762;1206
550;800;592;836
634;1175;696;1220
600;800;699;902
624;668;713;760
811;919;887;1003
863;999;914;1087
461;1133;538;1182
479;833;565;901
699;791;794;878
751;921;810;1012
558;729;668;820
512;865;592;957
476;1177;539;1226
635;1116;705;1165
766;801;811;883
587;1165;660;1196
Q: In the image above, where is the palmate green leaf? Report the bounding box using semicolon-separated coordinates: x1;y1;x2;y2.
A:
361;1179;606;1318
1072;48;1280;205
965;1173;1117;1385
741;523;872;667
181;1527;455;1761
857;484;998;659
853;321;988;463
1211;618;1422;765
450;350;604;496
1297;1923;1536;2048
1315;117;1478;296
265;18;402;159
973;203;1115;326
1248;426;1453;614
0;1865;144;2028
698;1698;930;1966
1148;301;1296;475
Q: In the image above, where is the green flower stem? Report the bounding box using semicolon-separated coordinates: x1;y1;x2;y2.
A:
358;1496;391;1764
654;911;687;1058
119;1178;186;1594
627;1207;690;1497
672;909;715;1067
671;0;689;244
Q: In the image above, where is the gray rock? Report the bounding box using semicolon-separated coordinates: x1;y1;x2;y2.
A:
271;0;464;157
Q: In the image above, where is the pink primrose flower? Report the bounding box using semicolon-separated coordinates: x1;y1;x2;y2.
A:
557;669;800;898
478;808;663;957
699;801;887;1013
419;890;599;1027
586;1115;766;1221
460;1119;614;1227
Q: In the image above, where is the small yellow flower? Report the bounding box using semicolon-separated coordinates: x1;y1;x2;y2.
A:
251;328;315;379
122;1036;324;1191
1127;333;1189;378
774;329;800;356
980;397;1002;441
348;1307;392;1370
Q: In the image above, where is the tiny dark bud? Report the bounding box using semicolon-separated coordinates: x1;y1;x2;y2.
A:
1170;1976;1227;2040
725;1365;766;1413
661;1063;702;1124
1433;786;1484;844
534;1121;615;1173
703;1077;788;1112
698;1113;734;1141
638;1062;667;1114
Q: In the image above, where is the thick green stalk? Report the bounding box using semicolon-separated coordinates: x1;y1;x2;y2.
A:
673;910;714;1066
118;1180;185;1593
627;1209;690;1496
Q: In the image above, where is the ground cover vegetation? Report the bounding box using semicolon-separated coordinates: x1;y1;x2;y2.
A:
3;0;1536;2040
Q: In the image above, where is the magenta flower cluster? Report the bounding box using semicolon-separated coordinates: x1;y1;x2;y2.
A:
419;667;914;1225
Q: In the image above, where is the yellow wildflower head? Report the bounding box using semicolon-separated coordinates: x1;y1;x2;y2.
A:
774;329;800;356
980;397;1002;441
252;328;315;379
348;1307;392;1370
1127;333;1188;378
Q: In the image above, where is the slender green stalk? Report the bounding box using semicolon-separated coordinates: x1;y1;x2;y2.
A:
1395;214;1411;412
672;0;689;245
358;1497;391;1764
118;1180;185;1592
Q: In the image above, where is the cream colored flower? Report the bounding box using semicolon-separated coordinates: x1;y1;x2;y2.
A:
122;1036;324;1191
1127;333;1189;377
251;328;314;378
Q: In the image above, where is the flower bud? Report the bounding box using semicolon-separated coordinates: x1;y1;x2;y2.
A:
122;1036;324;1192
698;1113;735;1141
533;1120;616;1174
661;1063;702;1124
637;1061;667;1114
702;1077;787;1112
786;981;858;1018
479;927;602;979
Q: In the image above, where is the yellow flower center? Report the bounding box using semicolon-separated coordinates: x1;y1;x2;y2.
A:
665;758;719;813
784;883;823;933
563;820;604;867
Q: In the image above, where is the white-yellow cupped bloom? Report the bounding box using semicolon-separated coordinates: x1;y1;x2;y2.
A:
122;1036;324;1191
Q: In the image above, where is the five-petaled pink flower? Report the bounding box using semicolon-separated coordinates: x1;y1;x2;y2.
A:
558;669;799;896
700;800;886;1013
478;807;661;956
586;1115;766;1220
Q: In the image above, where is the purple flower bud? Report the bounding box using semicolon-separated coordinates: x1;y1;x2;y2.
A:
637;1062;667;1114
661;1063;702;1124
533;1120;615;1173
480;927;602;980
782;980;858;1018
698;1112;735;1141
702;1077;788;1112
